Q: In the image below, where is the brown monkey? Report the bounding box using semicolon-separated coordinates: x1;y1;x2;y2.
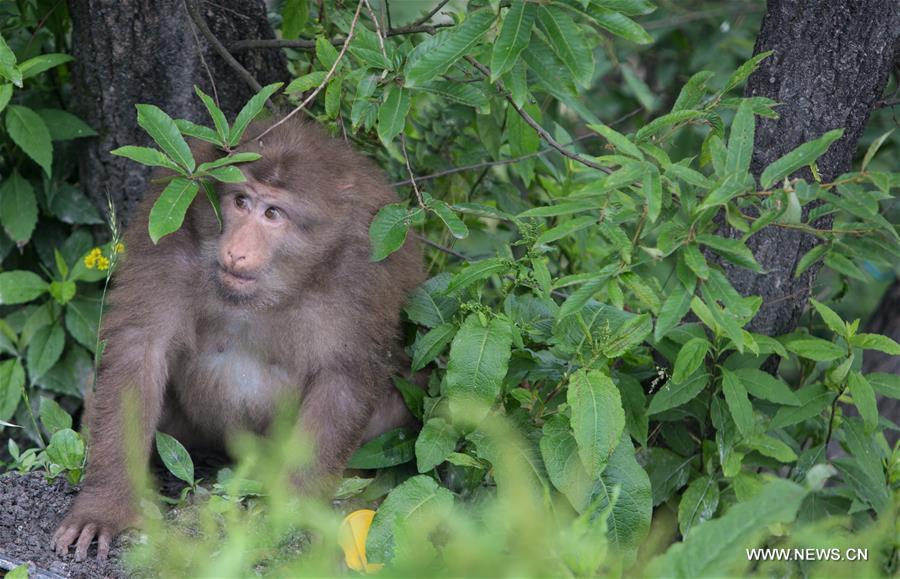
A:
52;117;423;560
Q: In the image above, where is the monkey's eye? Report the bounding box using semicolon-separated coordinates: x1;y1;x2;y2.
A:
264;206;282;221
234;195;249;209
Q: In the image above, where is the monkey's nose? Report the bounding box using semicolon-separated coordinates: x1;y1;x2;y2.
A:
226;250;247;268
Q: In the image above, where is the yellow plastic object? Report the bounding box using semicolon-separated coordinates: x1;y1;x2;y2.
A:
339;509;384;574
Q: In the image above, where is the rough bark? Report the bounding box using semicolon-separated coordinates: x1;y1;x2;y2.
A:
722;0;900;336
68;0;288;222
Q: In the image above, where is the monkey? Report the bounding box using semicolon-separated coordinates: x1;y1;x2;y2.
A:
52;117;424;561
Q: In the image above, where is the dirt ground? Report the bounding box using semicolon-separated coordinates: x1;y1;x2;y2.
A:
0;472;128;579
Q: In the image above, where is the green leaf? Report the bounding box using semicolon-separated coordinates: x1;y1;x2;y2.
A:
414;80;488;108
49;281;76;305
733;369;799;406
36;109;97;140
519;198;604;218
136;104;195;172
794;244;827;278
591;7;652;44
445;315;513;427
646;479;807;578
722;51;772;94
26;323;65;380
18;53;72;79
824;251;867;282
65;297;100;352
347;427;416;469
0;270;48;305
204;166;245;183
536;215;596;244
746;434;797;463
196;152;261;172
672;71;714;112
316;34;340;70
681;244;709;280
194;86;229;144
648;373;709;415
429;200;469;239
671;338;709;384
281;0;309;39
621;64;657;112
540;414;592;512
377;84;410;144
405;10;495;87
696;234;760;272
155;431;195;486
809;298;846;337
867;372;900;399
415;417;458;473
411;323;456;371
445;257;509;293
324;75;342;119
228;82;283;146
847;372;878;433
369;203;410;262
175;119;220;144
568;370;625;478
665;163;714;190
537;5;593;88
284;71;327;94
861;129;892;171
111;146;183;172
770;383;832;429
490;0;536;80
0;170;38;243
725;100;755;177
40;398;72;434
850;333;900;355
0;83;12;114
0;34;21;86
405;274;458;327
46;428;85;470
0;359;24;421
721;368;754;438
148;178;200;244
678;476;719;538
760;129;844;188
366;475;454;564
654;283;693;341
635;110;705;143
643;164;662;222
785;337;846;362
588;123;643;159
6;105;53;176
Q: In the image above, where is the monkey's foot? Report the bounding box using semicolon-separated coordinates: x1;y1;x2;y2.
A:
52;521;114;561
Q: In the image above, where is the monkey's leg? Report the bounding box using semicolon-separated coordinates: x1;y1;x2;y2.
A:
53;335;168;560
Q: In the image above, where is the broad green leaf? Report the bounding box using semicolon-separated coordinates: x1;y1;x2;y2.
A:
194;86;229;144
393;376;424;421
229;82;283;146
646;479;807;578
445;315;513;427
847;372;878;433
446;257;510;293
369;203;410;262
405;274;459;327
746;434;797;463
0;170;38;243
136;104;195;172
46;428;84;470
415;417;458;473
26;323;65;379
366;475;454;564
430;200;469;239
281;0;309;39
40;398;72;434
665;163;714;190
155;431;195;485
672;71;714;112
759;129;844;188
49;281;76;305
316;34;340;70
196;152;261;172
645;448;693;506
540;414;592;512
697;174;750;210
721;51;772;94
733;369;799;406
0;83;12;114
784;337;845;361
643;164;662;222
591;7;652;44
490;0;536;80
404;10;495;87
635;110;705;143
725;100;755;177
850;333;900;355
284;71;327;94
175;119;220;144
411;323;456;371
414;80;488;108
861;129;893;171
696;234;760;271
348;427;416;469
721;368;754;438
824;251;867;281
324;75;342;119
36;109;97;140
519;198;604;218
204;166;245;183
589;123;643;159
867;372;900;399
678;476;719;538
537;5;593;88
536;215;596;244
0;34;20;86
0;270;48;305
377;84;410;144
6;105;53;176
794;244;827;278
681;244;709;280
770;383;832;429
148;178;200;243
832;457;889;516
648;373;709;415
111;146;183;172
671;338;709;384
568;369;625;478
0;359;24;421
65;297;100;351
809;298;846;337
18;53;72;79
654;283;693;341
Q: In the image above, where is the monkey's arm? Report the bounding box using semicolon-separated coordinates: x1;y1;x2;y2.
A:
53;324;173;560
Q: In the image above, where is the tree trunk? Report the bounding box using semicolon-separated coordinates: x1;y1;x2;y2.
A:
68;0;287;222
722;0;900;336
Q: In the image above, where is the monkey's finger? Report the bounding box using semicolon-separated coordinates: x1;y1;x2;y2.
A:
74;524;98;561
53;526;80;556
97;529;113;561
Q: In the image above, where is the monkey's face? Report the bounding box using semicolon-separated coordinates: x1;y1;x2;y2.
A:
213;179;316;307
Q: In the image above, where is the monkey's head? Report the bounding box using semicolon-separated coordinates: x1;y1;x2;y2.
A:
191;118;393;309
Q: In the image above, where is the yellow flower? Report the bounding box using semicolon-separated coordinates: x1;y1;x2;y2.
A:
96;256;110;271
84;247;103;269
339;509;383;574
114;242;125;254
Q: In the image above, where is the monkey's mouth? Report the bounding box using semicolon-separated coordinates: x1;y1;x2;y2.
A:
218;267;258;292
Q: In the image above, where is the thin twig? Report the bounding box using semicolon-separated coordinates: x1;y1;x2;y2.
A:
402;0;451;30
186;9;221;107
465;56;612;175
361;0;390;79
184;0;272;106
400;133;426;208
230;22;455;52
412;232;469;261
253;0;364;142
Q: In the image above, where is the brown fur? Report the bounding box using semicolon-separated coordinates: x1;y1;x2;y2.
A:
53;118;423;560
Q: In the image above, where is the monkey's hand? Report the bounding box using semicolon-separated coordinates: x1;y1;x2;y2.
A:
52;492;134;561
